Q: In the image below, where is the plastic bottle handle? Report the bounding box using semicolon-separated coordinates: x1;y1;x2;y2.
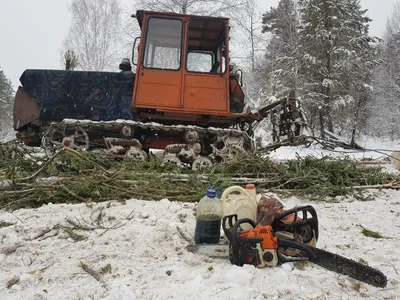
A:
221;186;250;203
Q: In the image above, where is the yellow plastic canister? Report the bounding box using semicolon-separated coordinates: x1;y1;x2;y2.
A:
221;185;258;229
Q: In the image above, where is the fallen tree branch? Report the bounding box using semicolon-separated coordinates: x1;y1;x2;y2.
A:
79;261;102;282
17;150;63;182
60;185;87;202
63;148;113;175
99;208;136;236
176;226;193;243
2;188;35;195
30;227;54;240
352;183;400;190
66;217;97;231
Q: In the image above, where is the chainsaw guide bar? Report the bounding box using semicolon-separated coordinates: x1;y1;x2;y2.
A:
278;239;388;288
186;244;230;258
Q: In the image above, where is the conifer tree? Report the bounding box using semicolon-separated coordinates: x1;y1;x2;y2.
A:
0;68;15;138
297;0;377;137
261;0;300;98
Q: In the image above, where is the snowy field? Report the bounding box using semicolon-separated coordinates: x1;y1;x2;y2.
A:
1;139;400;300
0;190;399;300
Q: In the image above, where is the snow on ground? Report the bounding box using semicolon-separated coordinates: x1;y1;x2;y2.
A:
0;190;399;300
269;136;400;162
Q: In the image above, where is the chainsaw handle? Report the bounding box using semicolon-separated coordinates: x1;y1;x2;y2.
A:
234;218;257;230
229;216;258;266
222;214;238;231
222;214;257;239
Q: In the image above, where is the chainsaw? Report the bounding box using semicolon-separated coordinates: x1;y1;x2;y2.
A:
187;205;387;288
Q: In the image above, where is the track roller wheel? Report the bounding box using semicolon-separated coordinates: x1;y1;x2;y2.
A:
191;157;213;171
124;147;148;161
161;155;182;168
42;125;89;158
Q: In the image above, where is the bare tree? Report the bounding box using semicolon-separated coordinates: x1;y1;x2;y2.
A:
224;0;271;110
120;6;142;62
120;0;257;75
385;1;400;40
63;0;123;71
133;0;246;16
365;1;400;139
230;0;264;73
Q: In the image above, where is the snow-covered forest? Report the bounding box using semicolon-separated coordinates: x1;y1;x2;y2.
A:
1;0;400;143
60;0;400;143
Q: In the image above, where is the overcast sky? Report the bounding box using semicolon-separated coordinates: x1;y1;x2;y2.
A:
0;0;397;90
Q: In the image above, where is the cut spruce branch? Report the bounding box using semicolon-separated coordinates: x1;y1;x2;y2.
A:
1;143;399;210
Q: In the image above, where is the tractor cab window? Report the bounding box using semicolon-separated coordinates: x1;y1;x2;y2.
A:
187;51;213;72
143;18;182;70
186;19;227;74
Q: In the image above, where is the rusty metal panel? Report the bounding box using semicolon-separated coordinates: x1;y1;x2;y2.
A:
13;87;40;130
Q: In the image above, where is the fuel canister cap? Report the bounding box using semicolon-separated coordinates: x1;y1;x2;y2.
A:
206;189;217;198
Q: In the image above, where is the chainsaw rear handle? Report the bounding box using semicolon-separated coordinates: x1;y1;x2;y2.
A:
222;214;256;240
222;214;238;235
223;214;258;266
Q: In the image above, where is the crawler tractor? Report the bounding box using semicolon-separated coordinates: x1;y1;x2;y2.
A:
13;10;307;169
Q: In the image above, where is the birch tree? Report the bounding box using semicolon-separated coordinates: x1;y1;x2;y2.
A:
227;0;268;109
63;0;123;71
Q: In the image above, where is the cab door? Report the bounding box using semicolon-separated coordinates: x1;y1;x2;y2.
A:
134;17;183;108
183;18;229;113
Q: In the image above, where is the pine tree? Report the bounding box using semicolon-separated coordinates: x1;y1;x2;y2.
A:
0;68;15;138
261;0;300;98
297;0;377;137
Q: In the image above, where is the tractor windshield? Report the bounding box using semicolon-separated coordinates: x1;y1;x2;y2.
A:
143;18;183;70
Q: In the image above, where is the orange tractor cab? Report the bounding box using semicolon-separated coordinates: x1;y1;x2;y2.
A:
13;10;306;168
131;10;247;126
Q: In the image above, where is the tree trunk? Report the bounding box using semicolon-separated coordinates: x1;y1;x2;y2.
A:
250;17;255;72
350;92;364;147
66;58;71;70
319;107;325;139
181;0;187;14
323;1;334;133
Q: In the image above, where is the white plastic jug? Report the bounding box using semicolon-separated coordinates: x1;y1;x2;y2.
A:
221;185;258;230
